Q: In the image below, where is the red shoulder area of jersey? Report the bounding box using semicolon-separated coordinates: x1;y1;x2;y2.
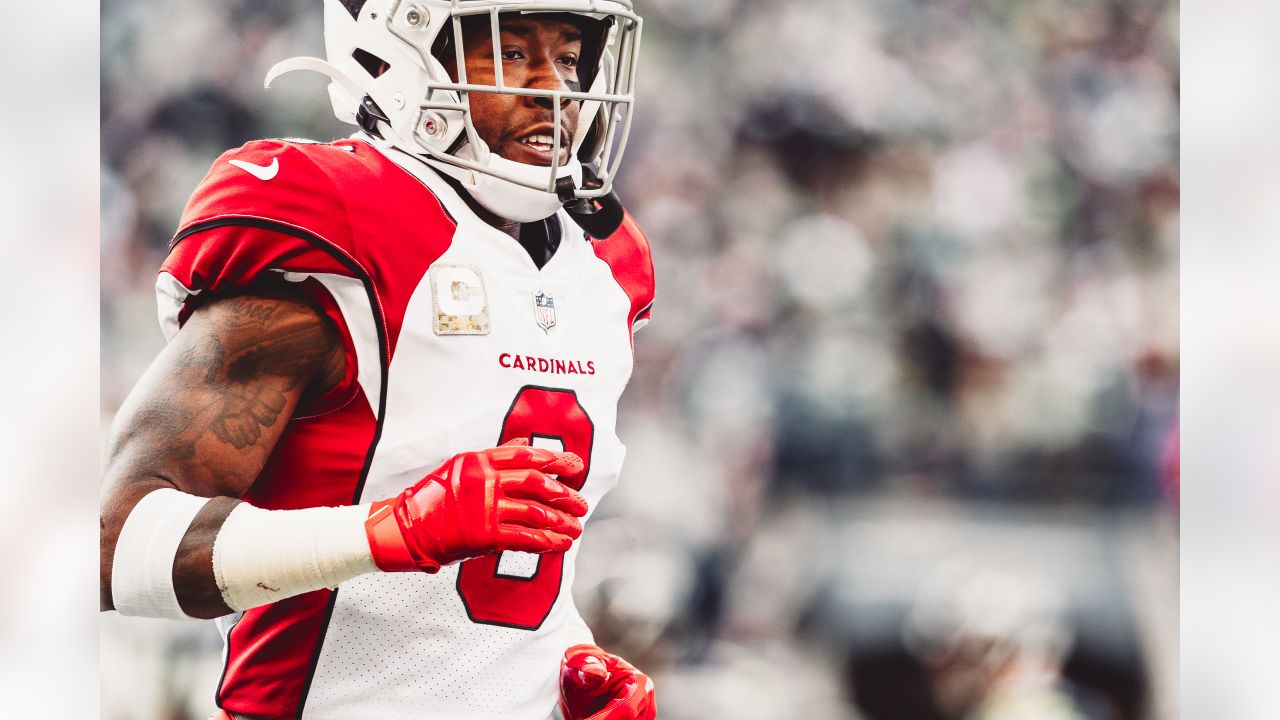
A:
176;139;393;243
162;138;457;360
588;209;655;329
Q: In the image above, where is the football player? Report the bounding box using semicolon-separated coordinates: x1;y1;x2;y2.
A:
99;2;656;719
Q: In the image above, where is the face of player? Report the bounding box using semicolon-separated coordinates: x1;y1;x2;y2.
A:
447;16;584;168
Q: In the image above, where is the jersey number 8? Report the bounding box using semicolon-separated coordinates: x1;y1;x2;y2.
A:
456;385;594;630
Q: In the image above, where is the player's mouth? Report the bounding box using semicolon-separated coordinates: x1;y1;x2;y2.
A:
512;124;571;166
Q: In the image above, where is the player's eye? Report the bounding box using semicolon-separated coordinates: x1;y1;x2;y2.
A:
501;48;525;61
557;54;578;68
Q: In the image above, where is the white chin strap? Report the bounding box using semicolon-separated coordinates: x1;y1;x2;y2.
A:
424;141;583;223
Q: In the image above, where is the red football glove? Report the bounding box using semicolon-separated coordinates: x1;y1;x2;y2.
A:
365;439;588;573
560;644;656;720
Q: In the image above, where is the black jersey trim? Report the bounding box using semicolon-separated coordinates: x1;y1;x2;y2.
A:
169;217;391;720
211;611;244;713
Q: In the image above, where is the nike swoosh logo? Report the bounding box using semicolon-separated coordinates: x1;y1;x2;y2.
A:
228;157;279;181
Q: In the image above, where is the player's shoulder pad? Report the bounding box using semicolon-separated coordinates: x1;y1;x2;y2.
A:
160;139;382;340
585;209;654;329
174;138;375;246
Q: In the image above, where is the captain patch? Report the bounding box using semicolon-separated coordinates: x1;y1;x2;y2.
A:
430;264;490;335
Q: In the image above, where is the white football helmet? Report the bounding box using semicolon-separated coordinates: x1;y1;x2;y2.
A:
266;0;642;222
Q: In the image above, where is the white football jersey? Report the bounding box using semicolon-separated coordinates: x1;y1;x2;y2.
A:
158;137;654;720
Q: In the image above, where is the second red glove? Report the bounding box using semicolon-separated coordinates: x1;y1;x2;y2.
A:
560;644;656;720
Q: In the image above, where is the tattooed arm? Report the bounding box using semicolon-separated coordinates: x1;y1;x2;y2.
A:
100;281;345;618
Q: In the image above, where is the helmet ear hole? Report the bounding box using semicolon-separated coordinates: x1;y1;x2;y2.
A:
429;21;454;65
352;48;391;78
339;0;368;20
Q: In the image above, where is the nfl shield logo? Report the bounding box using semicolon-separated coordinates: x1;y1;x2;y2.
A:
533;291;557;333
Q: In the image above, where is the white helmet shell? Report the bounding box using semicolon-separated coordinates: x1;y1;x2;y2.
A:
266;0;643;223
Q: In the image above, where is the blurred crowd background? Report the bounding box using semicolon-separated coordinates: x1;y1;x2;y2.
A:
101;0;1179;718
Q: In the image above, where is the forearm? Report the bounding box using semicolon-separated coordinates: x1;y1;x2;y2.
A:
101;439;588;620
103;487;241;618
103;441;588;619
211;501;376;612
107;486;378;619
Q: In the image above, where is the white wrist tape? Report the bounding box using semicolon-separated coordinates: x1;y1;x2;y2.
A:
111;488;209;619
212;503;377;611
